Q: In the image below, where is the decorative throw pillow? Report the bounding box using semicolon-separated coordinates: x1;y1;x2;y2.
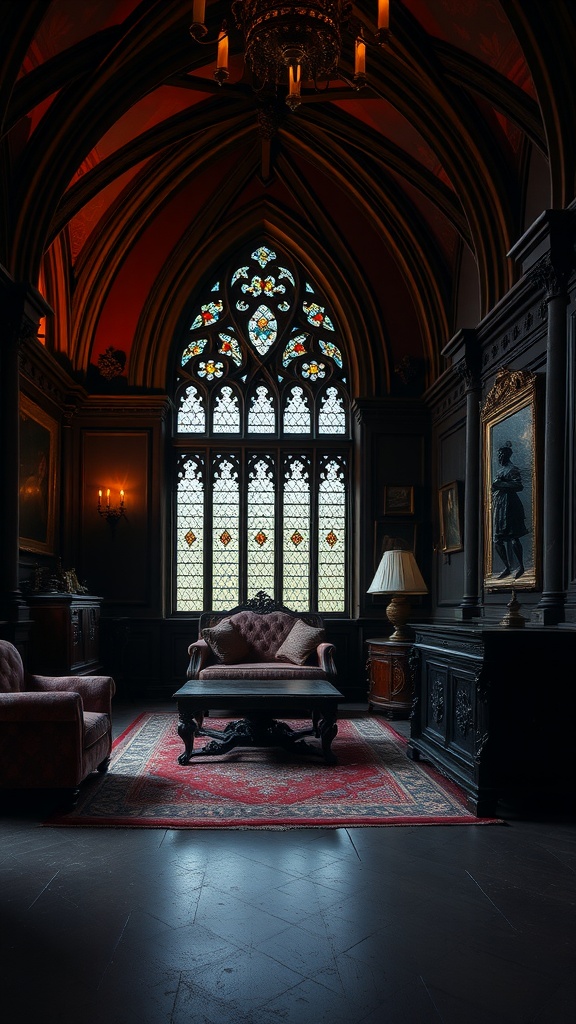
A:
201;619;251;664
275;619;325;666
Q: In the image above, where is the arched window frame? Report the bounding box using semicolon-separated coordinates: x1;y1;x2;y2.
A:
172;241;351;614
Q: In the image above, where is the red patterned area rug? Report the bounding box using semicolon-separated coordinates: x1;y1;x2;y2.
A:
45;713;500;829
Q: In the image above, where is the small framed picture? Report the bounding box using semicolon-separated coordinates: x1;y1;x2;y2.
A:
19;395;58;555
438;481;463;553
383;485;414;516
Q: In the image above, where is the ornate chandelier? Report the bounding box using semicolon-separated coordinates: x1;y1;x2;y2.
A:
190;1;390;109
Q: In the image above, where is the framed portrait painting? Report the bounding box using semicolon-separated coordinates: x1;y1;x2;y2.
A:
19;395;58;555
439;481;463;553
481;368;539;591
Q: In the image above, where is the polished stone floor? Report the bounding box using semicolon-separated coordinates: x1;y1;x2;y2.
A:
1;703;574;1024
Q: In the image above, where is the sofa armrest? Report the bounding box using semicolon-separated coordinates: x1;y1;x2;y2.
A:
187;639;212;679
0;691;83;722
317;642;337;680
27;674;115;714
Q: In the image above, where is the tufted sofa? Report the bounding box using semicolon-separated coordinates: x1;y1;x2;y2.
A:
187;593;337;684
0;639;115;798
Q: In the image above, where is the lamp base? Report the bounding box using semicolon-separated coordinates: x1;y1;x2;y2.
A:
385;595;413;640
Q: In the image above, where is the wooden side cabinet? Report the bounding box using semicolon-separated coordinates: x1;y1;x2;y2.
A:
366;638;414;718
407;623;576;816
28;595;103;675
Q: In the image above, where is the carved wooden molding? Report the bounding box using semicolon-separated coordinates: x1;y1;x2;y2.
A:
481;366;537;417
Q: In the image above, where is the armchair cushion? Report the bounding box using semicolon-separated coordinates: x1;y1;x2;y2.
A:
275;619;326;666
201;619;251;664
0;639;116;793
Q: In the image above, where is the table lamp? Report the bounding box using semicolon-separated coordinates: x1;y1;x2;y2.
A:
367;548;428;639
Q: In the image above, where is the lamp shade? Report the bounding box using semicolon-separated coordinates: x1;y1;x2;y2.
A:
367;549;428;595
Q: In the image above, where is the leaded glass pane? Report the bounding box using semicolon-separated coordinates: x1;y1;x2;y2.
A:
251;246;276;267
318;457;346;612
218;333;242;365
301;360;326;383
303;300;334;331
197;359;224;380
231;266;248;285
242;275;286;298
318;386;346;434
178;385;205;432
282;333;307;367
247;457;275;600
248;305;277;354
283;386;311;434
176;458;204;610
278;267;295;286
248;385;275;433
212;457;240;609
190;299;223;329
181;337;208;365
319;339;343;367
213;385;240;433
283;458;310;610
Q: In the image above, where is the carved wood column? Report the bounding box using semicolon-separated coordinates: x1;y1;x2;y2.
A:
442;329;482;618
0;268;50;635
531;255;570;624
508;210;576;626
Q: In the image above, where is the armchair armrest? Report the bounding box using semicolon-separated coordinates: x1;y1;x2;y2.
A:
187;638;212;679
317;642;337;680
27;674;115;714
0;691;83;722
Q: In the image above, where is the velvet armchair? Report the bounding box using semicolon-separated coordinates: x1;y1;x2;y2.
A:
0;639;115;799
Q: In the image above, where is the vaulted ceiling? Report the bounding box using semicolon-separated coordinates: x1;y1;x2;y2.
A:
2;1;575;397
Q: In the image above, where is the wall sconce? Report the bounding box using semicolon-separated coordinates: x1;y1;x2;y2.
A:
98;488;126;525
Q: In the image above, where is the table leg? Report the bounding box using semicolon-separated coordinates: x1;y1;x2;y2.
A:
177;708;204;765
318;711;338;764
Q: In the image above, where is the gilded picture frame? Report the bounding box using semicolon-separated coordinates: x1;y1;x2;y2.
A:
383;484;414;516
19;395;58;555
438;481;463;553
481;368;539;591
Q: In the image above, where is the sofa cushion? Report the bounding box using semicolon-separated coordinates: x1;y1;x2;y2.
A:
275;619;325;666
201;619;251;664
199;662;328;680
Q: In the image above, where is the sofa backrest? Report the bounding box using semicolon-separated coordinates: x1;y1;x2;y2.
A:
228;610;296;662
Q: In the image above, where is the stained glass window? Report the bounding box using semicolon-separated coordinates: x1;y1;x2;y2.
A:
213;385;240;433
247;457;275;599
248;305;277;354
284;386;311;434
218;333;242;365
173;240;350;612
283;458;311;610
318;386;346;434
318;457;346;612
176;456;204;610
248;385;275;433
178;385;205;432
212;457;240;610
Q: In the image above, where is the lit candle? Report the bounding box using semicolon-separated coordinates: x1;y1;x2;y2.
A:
120;490;125;507
378;0;390;32
217;25;228;72
288;63;301;99
192;0;205;25
106;488;110;508
355;36;366;77
98;489;102;510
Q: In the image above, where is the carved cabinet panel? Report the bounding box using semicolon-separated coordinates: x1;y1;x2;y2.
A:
28;595;103;675
366;639;414;718
407;623;576;817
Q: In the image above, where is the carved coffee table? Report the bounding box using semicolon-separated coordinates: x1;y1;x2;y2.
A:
173;678;343;765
